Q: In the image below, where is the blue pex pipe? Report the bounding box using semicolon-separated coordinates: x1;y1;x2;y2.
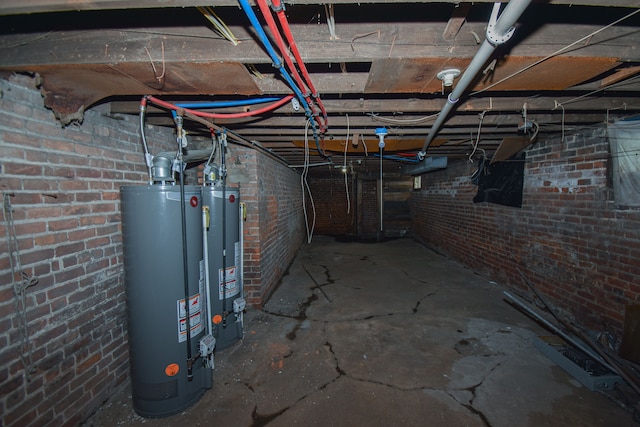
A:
237;0;325;156
176;97;283;109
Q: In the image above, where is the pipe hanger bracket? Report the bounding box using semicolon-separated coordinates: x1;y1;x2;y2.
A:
487;23;515;45
486;3;516;46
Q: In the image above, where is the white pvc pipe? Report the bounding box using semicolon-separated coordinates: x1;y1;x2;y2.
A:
419;0;532;157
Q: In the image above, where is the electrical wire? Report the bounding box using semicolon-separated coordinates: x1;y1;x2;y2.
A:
606;103;628;124
556;101;566;143
469;110;487;162
139;97;153;183
197;6;239;46
324;3;337;41
144;42;165;84
343;113;351;214
529;120;540;142
205;129;218;170
557;75;640;108
4;193;37;381
368;112;439;125
301;119;316;243
361;134;368;156
122;28;253;43
471;8;640;96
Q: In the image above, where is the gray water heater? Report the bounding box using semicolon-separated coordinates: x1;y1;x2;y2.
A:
120;185;211;418
202;185;244;349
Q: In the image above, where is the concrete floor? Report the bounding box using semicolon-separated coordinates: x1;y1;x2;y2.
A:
86;237;638;427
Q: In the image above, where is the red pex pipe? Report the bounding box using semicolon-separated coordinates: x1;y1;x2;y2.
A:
146;94;294;119
271;0;328;133
255;0;318;120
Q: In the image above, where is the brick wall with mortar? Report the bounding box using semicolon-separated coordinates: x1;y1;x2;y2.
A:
0;75;179;427
307;175;357;236
410;126;640;337
247;149;305;306
0;75;306;426
206;137;306;307
360;178;379;237
307;174;411;238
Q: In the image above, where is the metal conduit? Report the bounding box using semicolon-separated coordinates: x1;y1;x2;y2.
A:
418;0;532;159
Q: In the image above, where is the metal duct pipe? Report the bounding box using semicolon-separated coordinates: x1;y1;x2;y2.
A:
503;291;615;372
402;156;448;176
418;0;532;159
157;149;213;164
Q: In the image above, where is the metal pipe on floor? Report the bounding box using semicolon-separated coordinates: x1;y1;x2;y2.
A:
418;0;532;159
503;291;615;372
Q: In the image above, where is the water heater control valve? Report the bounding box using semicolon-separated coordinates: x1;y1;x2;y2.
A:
233;297;246;314
199;334;216;357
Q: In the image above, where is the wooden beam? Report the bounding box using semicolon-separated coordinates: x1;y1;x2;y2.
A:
1;0;639;16
600;66;640;88
111;95;640;116
0;21;637;68
442;3;471;41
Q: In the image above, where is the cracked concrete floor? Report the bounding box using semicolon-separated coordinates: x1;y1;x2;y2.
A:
85;236;638;427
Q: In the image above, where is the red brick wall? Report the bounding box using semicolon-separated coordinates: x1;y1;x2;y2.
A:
308;174;411;238
0;75;305;426
360;178;379;236
411;126;640;336
0;75;177;426
255;153;305;304
307;175;357;236
227;146;306;306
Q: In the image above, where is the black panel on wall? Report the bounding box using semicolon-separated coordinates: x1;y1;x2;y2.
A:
472;152;526;208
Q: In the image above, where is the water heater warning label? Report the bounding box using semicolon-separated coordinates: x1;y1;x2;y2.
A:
218;266;239;299
177;293;203;343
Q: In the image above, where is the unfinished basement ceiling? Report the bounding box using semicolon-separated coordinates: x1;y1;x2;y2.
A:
0;1;639;172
